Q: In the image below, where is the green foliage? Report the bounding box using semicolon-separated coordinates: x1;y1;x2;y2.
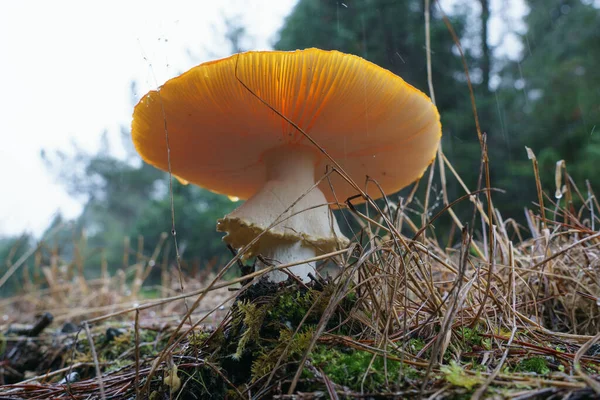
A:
207;280;364;393
267;287;325;323
0;234;32;295
252;327;315;380
232;300;267;360
188;331;211;348
227;282;338;363
0;332;6;357
40;130;237;281
481;337;492;351
440;361;482;390
515;356;551;375
0;235;30;267
495;1;600;214
99;328;165;363
457;326;484;350
310;345;403;392
408;338;426;353
128;181;237;274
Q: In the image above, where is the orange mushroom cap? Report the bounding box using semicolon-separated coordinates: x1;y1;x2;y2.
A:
132;48;441;203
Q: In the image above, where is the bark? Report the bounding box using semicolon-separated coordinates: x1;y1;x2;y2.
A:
480;0;491;91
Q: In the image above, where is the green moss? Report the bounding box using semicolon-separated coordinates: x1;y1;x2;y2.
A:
104;358;130;373
403;366;422;380
98;328;165;361
515;357;551;375
310;345;403;392
468;360;488;373
175;363;229;399
481;338;492;351
138;287;162;299
555;344;566;353
251;327;315;380
440;361;482;390
99;332;131;359
0;332;6;356
457;326;483;347
148;391;161;400
188;331;211;348
408;338;425;353
469;245;480;257
183;279;360;396
231;300;267;360
268;289;317;322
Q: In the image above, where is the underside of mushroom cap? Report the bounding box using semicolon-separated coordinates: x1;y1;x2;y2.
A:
132;48;442;204
216;181;349;259
216;145;348;258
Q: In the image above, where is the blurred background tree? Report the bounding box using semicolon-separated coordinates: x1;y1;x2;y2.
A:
38;118;237;282
496;0;600;205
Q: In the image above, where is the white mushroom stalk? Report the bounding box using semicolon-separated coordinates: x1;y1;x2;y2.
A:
217;145;348;283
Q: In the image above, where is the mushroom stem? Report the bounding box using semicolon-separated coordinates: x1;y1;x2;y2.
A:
264;145;318;185
257;242;316;283
218;145;346;283
251;146;321;283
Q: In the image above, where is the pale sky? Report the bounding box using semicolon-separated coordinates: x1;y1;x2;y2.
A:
0;0;296;236
0;0;525;237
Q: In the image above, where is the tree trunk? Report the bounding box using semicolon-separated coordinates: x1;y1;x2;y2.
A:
480;0;491;91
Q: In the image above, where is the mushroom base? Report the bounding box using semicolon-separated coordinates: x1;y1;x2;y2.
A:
256;242;316;283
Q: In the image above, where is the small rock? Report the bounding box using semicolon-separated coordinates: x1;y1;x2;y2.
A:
58;372;79;384
105;327;126;342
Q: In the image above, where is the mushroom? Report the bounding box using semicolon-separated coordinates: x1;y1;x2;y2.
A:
131;48;441;283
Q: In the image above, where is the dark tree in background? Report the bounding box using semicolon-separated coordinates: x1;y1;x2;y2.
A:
38;127;237;280
498;0;600;195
